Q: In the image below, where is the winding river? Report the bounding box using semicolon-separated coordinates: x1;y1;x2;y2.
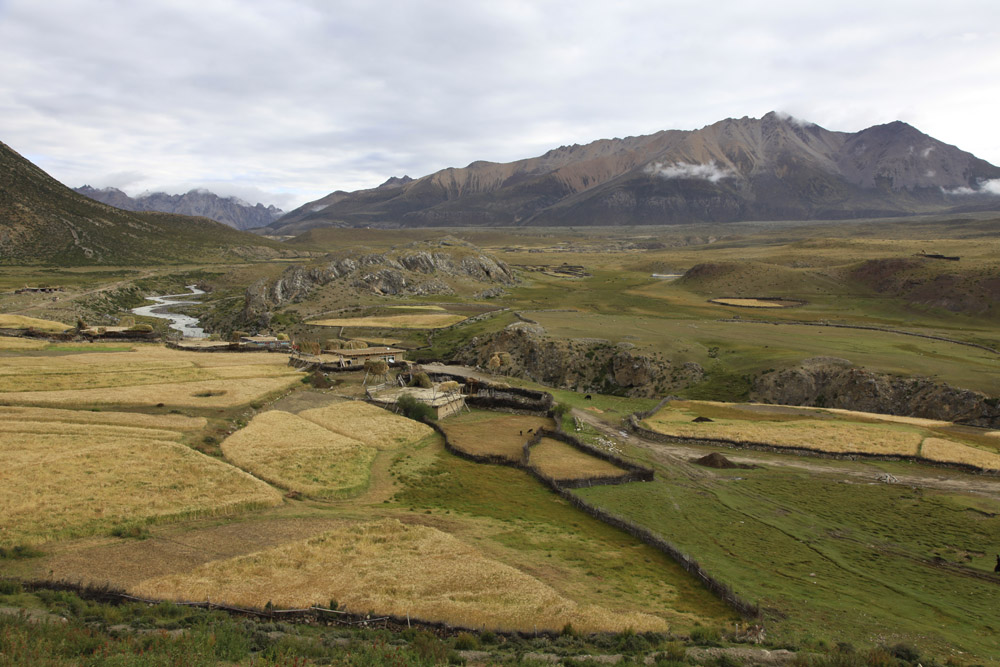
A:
131;285;208;338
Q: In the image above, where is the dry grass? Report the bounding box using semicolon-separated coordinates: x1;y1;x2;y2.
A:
299;401;433;450
0;419;180;441
645;409;923;456
0;406;206;430
0;376;301;408
815;408;951;427
439;412;552;461
920;438;1000;470
1;434;282;547
221;411;376;499
710;298;792;308
0;335;47;350
133;519;668;633
308;314;466;329
529;438;627;480
0;314;71;332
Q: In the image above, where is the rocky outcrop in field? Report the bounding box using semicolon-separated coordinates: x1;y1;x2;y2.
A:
752;357;1000;427
456;322;704;398
242;243;515;328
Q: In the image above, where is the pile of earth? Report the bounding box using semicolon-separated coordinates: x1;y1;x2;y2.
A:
693;452;757;469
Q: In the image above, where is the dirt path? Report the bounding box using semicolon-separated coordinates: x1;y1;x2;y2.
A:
572;408;1000;500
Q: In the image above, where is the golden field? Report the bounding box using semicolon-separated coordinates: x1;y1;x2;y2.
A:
221;410;377;499
440;411;551;461
0;314;71;332
308;313;466;329
1;432;282;547
133;519;669;633
299;401;434;450
0;406;206;430
920;438;1000;470
529;438;627;480
0;335;47;350
0;376;301;408
644;409;923;456
710;298;790;308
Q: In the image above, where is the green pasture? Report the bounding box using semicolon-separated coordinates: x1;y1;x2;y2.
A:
577;457;1000;663
525;309;1000;396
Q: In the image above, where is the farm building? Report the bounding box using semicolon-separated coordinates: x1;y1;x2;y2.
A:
324;346;406;368
371;384;466;419
240;335;292;350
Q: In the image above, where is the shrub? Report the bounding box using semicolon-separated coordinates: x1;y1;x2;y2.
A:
890;643;921;664
129;323;154;333
110;522;151;540
397;394;436;421
454;632;479;650
0;545;44;560
412;631;449;663
479;630;498;645
690;625;722;646
0;579;23;595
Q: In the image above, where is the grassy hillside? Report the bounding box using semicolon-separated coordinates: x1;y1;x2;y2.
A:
0;140;290;265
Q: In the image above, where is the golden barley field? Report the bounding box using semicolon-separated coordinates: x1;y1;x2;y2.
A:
308;313;466;329
1;432;282;547
221;411;377;499
710;298;791;308
644;409;923;456
920;438;1000;470
0;314;72;332
133;519;669;633
529;438;628;480
299;401;434;450
0;335;47;350
439;411;551;461
0;406;206;430
0;376;301;408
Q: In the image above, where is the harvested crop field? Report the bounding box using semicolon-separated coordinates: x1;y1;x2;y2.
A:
529;438;627;480
307;313;466;329
0;406;206;430
920;438;1000;470
133;518;668;633
439;410;552;461
0;376;301;408
0;335;47;350
0;314;71;332
299;401;433;450
1;431;281;547
644;408;923;456
709;298;804;308
222;411;376;499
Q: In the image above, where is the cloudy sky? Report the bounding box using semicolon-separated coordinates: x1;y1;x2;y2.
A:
2;0;999;210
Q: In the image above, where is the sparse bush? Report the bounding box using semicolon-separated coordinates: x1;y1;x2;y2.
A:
690;625;722;646
0;545;44;560
890;643;921;664
412;631;449;663
110;522;151;540
397;394;436;421
0;579;23;595
129;323;154;333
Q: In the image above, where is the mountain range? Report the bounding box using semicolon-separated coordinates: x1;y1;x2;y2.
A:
0;141;288;265
269;112;1000;234
74;186;283;230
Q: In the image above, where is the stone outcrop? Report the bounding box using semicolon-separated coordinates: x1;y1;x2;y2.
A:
242;244;515;328
455;322;704;398
752;357;1000;427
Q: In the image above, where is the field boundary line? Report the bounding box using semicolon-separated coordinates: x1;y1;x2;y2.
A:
717;318;999;355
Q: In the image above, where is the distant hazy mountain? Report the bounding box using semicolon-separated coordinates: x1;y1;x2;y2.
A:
270;112;1000;233
74;186;283;230
0;141;287;265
